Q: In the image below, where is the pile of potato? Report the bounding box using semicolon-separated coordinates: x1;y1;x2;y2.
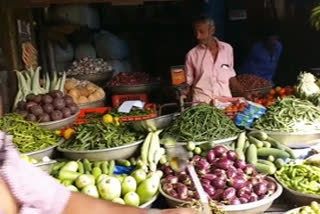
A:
64;78;105;105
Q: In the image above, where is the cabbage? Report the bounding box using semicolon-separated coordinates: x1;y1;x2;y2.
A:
296;72;320;99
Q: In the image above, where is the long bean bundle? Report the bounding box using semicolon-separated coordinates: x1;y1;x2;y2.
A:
60;121;144;151
0;114;60;153
164;104;240;142
253;97;320;132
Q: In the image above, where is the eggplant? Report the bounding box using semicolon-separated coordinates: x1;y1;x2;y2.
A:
162;165;174;176
178;171;188;182
165;175;178;184
249;177;259;186
211;189;224;200
230;197;241;205
202;184;215;196
226;150;237;161
192;155;201;163
201;178;211;186
176;183;188;200
207;150;216;163
194;191;200;200
237;186;251;198
212;169;226;178
213;146;228;157
239;197;249;204
211;177;226;189
163;183;174;194
227;168;238;179
196;159;210;171
229;176;247;189
223;187;236;201
203;173;217;181
216;157;234;170
249;192;258;202
167;189;178;199
267;181;277;194
244;164;256;175
235;159;246;169
253;183;268;196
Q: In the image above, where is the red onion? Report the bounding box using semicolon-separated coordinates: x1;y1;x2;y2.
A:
213;146;228;157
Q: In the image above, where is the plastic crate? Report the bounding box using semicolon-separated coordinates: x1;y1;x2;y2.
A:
112;93;148;108
75;107;111;124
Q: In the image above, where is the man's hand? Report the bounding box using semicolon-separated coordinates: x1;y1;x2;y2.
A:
161;208;198;214
0;178;19;214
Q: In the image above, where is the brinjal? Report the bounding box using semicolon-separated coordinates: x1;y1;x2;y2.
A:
216;157;234;170
235;159;246;169
226;150;237;161
253;183;267;196
222;187;236;201
229;176;247;189
207;150;215;163
213;146;228;157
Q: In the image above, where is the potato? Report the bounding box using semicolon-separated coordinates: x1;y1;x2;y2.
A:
68;88;80;99
65;79;78;91
78;87;90;97
77;96;89;104
86;83;98;93
88;94;99;102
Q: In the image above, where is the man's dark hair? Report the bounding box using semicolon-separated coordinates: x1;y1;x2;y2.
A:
192;14;215;27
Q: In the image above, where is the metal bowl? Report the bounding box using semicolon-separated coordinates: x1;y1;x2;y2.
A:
275;174;320;206
160;177;282;214
68;70;114;87
78;98;106;109
247;128;320;148
23;143;60;160
57;140;143;161
132;113;179;132
107;82;161;95
38;110;80;130
34;160;57;173
139;194;158;208
176;136;238;146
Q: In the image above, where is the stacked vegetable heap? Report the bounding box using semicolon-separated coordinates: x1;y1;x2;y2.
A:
161;145;278;205
163;104;241;142
51;159;160;207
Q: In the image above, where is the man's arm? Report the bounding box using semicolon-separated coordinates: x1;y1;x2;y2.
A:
184;53;195;96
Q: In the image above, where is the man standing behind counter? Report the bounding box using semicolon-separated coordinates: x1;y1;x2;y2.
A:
185;15;246;103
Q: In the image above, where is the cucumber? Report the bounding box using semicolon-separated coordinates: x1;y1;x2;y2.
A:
263;141;272;148
92;167;102;178
77;161;84;174
257;148;290;159
248;136;264;148
141;132;153;165
93;161;102;168
247;144;258;164
235;148;245;160
116;159;131;167
275;158;285;169
83;159;92;174
257;159;276;167
108;160;115;176
244;140;250;151
236;132;247;150
249;131;268;141
253;163;277;175
267;155;275;162
266;137;296;159
100;161;109;174
230;142;235;150
130;157;137;166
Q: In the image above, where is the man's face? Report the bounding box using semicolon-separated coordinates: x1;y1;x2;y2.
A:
194;21;215;45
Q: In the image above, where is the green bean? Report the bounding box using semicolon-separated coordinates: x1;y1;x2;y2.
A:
0;114;60;153
254;97;320;132
60;121;144;151
163;104;240;142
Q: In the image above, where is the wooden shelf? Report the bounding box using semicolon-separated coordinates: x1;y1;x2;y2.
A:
26;0;180;7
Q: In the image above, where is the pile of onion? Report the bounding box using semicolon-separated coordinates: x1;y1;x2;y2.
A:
160;146;277;205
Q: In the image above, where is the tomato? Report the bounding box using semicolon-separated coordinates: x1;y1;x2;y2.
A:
257;100;263;105
225;106;233;112
269;89;276;95
279;88;286;95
